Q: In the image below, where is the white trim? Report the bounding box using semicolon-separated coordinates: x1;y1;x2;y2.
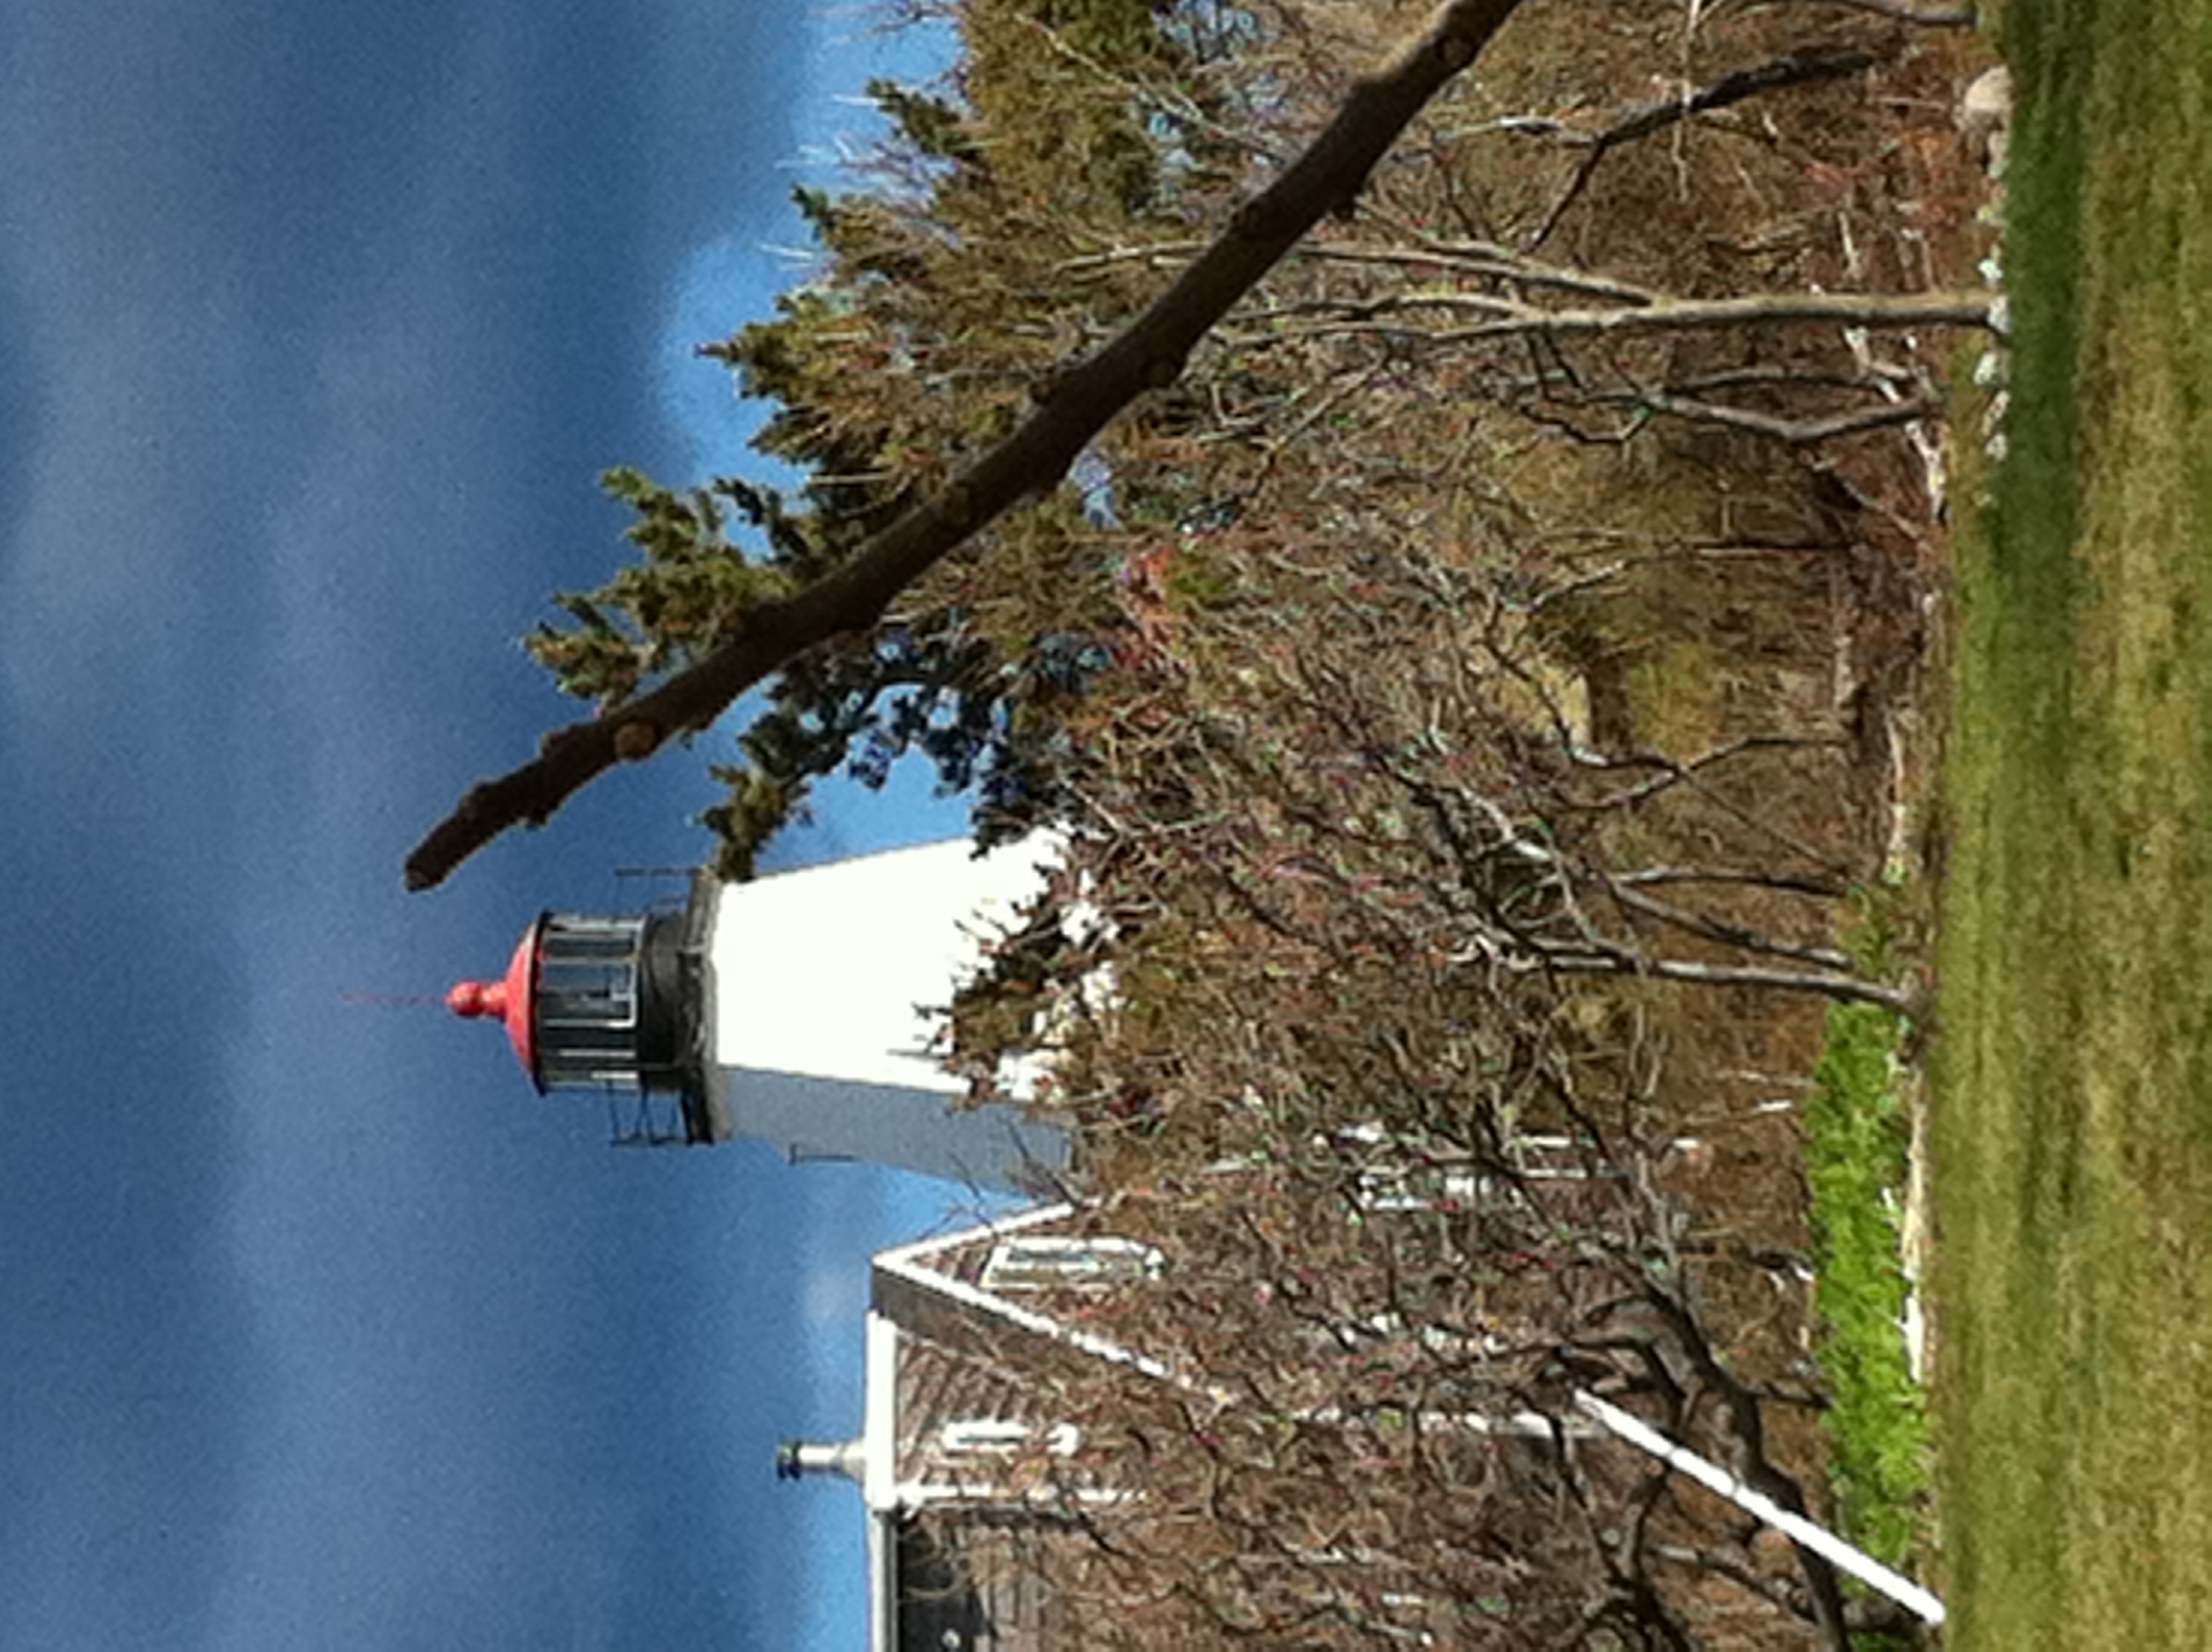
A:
862;1312;899;1513
877;1237;1175;1383
874;1201;1077;1274
1573;1391;1945;1626
874;1203;1184;1384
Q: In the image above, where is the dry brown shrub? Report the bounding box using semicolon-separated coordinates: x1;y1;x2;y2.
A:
916;0;1995;1639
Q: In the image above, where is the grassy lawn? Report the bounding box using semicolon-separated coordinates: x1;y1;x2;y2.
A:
1931;0;2212;1643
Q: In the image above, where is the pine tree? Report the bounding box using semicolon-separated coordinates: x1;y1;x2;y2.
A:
532;0;1240;873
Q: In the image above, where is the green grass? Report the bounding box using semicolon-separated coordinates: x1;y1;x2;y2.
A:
1930;0;2212;1643
1807;989;1930;1575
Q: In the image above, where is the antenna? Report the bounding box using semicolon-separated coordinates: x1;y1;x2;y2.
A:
613;865;697;916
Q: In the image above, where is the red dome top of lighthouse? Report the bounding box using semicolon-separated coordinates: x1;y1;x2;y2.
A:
446;919;541;1081
446;897;721;1143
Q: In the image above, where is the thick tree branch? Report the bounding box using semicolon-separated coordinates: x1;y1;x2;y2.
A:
405;0;1529;891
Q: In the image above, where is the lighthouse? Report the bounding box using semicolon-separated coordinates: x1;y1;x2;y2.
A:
448;836;1074;1190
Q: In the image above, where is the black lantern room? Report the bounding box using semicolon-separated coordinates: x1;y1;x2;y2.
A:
447;881;722;1145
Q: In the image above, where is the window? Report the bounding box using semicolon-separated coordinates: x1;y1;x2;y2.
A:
980;1235;1163;1291
536;916;644;1031
938;1418;1080;1457
1355;1167;1486;1214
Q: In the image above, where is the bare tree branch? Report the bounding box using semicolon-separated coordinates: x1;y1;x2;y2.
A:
1579;388;1942;446
405;0;1531;892
1632;389;1941;445
1243;288;1998;346
1063;231;1657;305
1799;0;1976;24
1604;878;1858;970
1540;951;1912;1010
1615;864;1848;899
1525;47;1879;252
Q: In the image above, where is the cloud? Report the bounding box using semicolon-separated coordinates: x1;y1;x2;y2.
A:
0;3;905;1643
0;0;810;754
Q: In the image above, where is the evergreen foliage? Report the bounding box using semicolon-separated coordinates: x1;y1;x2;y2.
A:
529;0;1243;874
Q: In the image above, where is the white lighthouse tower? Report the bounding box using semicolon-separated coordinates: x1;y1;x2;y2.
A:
447;836;1073;1190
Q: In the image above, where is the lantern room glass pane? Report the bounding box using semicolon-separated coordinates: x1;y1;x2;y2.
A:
538;957;637;1016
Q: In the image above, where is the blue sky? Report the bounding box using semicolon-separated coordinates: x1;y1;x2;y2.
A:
0;3;975;1645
